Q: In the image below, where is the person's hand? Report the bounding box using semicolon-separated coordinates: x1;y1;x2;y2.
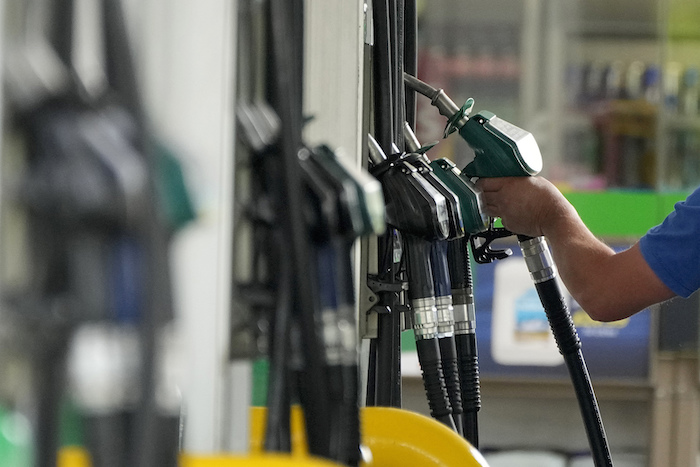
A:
476;176;575;238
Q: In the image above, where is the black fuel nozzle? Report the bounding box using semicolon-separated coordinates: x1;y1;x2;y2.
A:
400;123;464;241
368;135;449;241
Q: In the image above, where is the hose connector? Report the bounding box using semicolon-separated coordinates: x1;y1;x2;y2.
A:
452;289;476;335
435;295;455;338
410;297;439;340
519;236;557;283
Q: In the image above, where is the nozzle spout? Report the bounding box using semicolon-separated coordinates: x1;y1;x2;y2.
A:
404;73;462;122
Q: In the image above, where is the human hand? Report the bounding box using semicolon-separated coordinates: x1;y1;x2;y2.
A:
476;177;575;238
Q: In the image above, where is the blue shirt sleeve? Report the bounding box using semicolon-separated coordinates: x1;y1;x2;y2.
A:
639;187;700;298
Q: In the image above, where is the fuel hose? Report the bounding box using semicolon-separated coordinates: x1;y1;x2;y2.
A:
518;235;612;467
369;0;402;408
430;240;464;435
447;236;481;447
404;234;456;431
269;0;331;457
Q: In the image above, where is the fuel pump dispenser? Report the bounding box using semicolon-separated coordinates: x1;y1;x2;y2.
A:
405;73;614;467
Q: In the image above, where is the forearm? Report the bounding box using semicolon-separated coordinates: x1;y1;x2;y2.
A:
477;176;675;320
543;206;674;321
542;208;619;320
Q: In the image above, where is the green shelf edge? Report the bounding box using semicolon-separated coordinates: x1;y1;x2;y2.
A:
563;190;689;238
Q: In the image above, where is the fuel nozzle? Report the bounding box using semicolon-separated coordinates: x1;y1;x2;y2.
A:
367;134;449;241
403;73;543;178
460;111;543;178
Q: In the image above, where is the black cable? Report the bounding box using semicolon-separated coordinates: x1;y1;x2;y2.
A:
372;0;394;153
374;230;402;407
269;0;331;457
264;237;292;452
51;0;74;67
389;0;405;150
403;0;417;129
101;2;178;466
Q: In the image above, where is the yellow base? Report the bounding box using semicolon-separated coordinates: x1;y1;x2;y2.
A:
58;406;489;467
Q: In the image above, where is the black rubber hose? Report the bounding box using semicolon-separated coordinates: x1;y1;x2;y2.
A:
371;0;403;409
532;278;612;467
517;235;612;467
389;0;405;150
455;332;480;447
34;334;68;467
102;2;177;466
83;413;129;467
264;240;292;452
438;336;464;435
333;238;362;466
340;365;362;467
365;339;378;406
415;338;456;430
374;230;403;407
430;241;464;434
403;0;417;129
372;0;394;153
447;236;481;446
269;0;331;457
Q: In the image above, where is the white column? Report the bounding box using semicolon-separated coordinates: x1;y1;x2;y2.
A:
136;0;243;454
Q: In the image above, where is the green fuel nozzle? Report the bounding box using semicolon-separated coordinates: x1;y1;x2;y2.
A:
403;73;543;178
460;111;543;178
404;73;545;263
